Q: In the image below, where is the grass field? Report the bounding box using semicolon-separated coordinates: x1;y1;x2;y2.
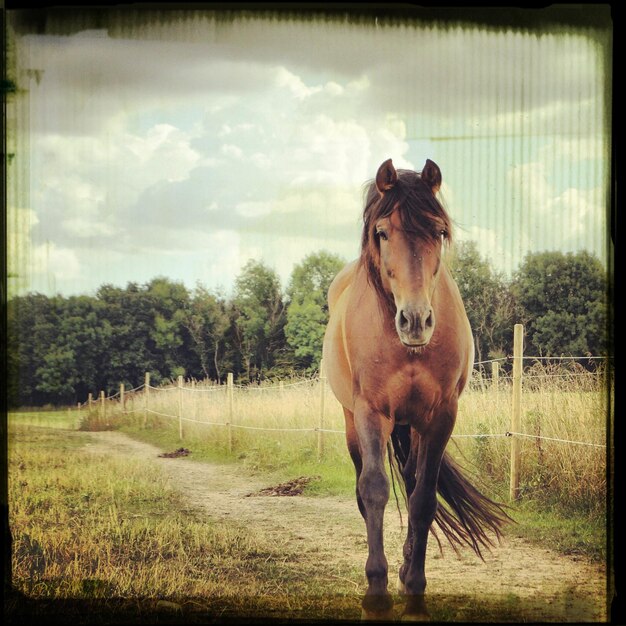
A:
7;363;610;620
7;411;608;623
62;363;610;558
8;420;360;612
95;365;610;516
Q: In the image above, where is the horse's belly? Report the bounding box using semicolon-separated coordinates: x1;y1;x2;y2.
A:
322;300;354;411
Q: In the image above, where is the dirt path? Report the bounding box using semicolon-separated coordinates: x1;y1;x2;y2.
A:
84;431;609;622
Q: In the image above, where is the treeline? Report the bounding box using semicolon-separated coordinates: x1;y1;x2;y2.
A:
7;246;610;407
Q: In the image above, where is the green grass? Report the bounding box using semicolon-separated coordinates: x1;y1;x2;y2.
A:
7;421;363;616
9;409;83;430
13;371;610;568
110;411;608;564
119;417;357;496
506;500;607;562
6;414;608;623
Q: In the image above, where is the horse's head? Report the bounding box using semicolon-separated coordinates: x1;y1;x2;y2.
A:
362;158;452;349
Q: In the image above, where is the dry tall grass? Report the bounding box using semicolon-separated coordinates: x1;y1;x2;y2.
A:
8;424;348;608
85;361;610;514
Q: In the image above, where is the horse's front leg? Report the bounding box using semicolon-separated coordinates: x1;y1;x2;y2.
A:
398;432;417;595
353;398;395;621
402;406;456;621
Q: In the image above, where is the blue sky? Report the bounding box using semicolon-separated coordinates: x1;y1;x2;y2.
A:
7;12;611;298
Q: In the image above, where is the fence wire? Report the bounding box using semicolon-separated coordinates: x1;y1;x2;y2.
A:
506;431;606;448
81;352;610;449
103;401;608;448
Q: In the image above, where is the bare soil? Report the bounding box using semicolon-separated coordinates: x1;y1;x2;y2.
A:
84;431;609;622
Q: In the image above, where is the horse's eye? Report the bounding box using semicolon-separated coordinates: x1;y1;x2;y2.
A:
377;230;388;241
440;229;448;239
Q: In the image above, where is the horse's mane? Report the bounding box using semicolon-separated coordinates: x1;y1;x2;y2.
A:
360;168;453;309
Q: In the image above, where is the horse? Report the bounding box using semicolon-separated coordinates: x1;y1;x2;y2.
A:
322;158;511;621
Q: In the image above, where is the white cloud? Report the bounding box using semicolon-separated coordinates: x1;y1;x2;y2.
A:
32;242;81;283
10;15;608;295
507;162;553;215
539;135;606;163
220;144;244;159
458;225;523;273
506;159;606;259
275;66;322;100
235;201;272;218
545;187;606;248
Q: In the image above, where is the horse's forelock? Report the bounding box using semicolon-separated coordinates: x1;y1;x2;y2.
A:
360;171;452;286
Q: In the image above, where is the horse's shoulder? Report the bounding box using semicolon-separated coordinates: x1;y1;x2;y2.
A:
328;259;359;314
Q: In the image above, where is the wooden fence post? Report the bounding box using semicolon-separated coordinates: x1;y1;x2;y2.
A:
120;383;125;414
191;379;197;423
88;392;93;413
492;361;500;391
318;359;326;460
100;390;105;421
178;375;184;440
509;324;524;501
143;372;150;428
227;373;234;453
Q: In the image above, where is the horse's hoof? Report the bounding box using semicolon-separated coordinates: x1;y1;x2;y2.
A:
401;595;429;621
400;611;430;622
397;576;407;596
361;594;395;621
361;607;395;621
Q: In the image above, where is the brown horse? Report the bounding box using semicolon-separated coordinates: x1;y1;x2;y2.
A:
322;158;510;620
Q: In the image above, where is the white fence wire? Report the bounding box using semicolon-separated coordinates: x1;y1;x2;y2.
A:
79;352;610;450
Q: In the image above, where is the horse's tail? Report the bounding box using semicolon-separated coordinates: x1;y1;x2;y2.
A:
435;451;513;558
388;424;513;560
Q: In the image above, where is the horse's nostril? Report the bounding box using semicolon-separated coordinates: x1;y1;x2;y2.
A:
425;311;433;329
399;311;410;331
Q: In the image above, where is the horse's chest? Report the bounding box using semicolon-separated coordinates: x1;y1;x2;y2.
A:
392;384;438;426
371;365;443;427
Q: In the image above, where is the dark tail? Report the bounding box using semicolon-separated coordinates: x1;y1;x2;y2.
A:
388;424;513;560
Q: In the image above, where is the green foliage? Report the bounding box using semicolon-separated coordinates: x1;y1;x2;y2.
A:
1;78;17;94
6;247;610;407
182;284;231;382
285;251;345;371
286;300;327;363
448;241;515;362
232;260;286;381
512;251;608;356
286;250;344;307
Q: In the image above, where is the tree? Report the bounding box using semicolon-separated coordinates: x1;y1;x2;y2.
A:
448;241;515;364
511;251;608;357
42;295;106;401
7;293;55;406
232;260;285;381
146;277;191;381
183;285;230;382
95;283;160;388
284;251;345;371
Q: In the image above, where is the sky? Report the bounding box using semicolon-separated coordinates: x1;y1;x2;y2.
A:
6;9;612;299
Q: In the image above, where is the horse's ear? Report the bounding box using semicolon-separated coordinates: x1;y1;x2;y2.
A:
375;159;398;194
421;159;442;194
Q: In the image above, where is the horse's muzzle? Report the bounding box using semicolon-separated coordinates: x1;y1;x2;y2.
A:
396;305;434;347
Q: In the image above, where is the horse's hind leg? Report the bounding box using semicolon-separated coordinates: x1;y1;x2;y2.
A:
352;399;395;621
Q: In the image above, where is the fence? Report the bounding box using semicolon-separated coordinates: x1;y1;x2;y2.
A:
79;324;611;502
